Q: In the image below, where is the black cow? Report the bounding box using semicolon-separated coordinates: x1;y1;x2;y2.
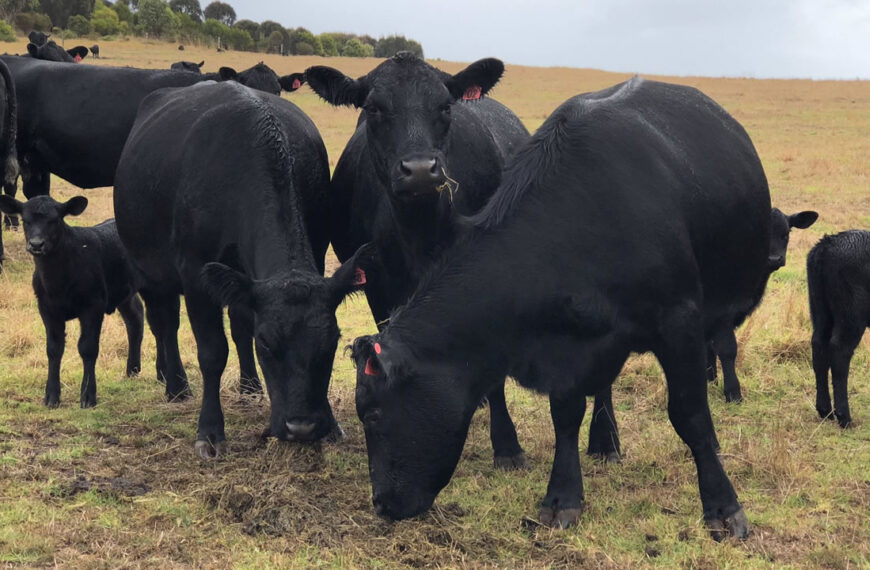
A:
808;229;870;428
89;45;100;59
0;195;144;408
27;31;49;46
0;56;292;200
170;60;204;73
114;81;369;458
306;52;532;469
351;77;770;539
0;58;17;268
706;207;818;401
27;41;88;62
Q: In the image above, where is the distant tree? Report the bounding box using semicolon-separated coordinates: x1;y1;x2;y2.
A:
13;10;52;31
319;33;338;57
138;0;178;37
233;17;257;41
202;0;232;25
0;20;17;41
358;34;376;47
39;0;94;28
258;18;282;39
175;11;199;41
67;12;89;35
375;34;423;58
92;0;119;34
265;29;282;53
168;0;200;22
289;26;321;55
111;0;130;22
341;37;372;58
0;0;39;23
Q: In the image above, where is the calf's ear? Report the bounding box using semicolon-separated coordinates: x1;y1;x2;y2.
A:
445;58;504;101
200;263;253;307
327;242;378;308
218;67;238;81
0;195;23;215
61;196;88;217
305;66;369;107
352;335;394;379
197;60;205;68
279;73;305;92
788;210;818;229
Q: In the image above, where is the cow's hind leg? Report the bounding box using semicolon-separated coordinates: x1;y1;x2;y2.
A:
77;308;104;408
118;295;144;377
812;322;833;420
712;328;742;402
3;179;18;231
184;289;229;459
828;322;863;428
705;342;717;383
586;385;621;463
488;381;526;470
140;288;191;400
228;304;261;394
655;303;747;541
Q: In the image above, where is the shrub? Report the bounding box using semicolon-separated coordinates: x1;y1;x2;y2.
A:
14;12;53;33
67;14;92;37
0;21;16;42
92;1;121;36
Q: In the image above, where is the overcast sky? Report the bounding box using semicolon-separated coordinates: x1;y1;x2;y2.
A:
224;0;869;79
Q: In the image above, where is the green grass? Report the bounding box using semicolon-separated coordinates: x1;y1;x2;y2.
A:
0;36;869;568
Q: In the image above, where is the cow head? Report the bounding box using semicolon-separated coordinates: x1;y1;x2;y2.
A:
200;244;375;442
351;333;476;520
279;73;305;93
219;62;281;96
28;30;49;47
306;53;504;203
0;195;87;256
170;60;204;74
768;208;818;270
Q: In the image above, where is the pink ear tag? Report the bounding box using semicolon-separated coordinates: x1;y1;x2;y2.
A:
74;54;82;62
364;357;378;376
462;86;482;100
374;342;382;354
353;267;366;286
292;78;302;89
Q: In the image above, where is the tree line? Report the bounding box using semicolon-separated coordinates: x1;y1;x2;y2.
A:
0;0;425;58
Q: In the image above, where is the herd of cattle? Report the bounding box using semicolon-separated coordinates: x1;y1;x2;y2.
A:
0;39;867;541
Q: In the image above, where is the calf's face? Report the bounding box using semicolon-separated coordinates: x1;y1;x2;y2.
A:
768;208;818;270
352;335;473;520
201;246;372;441
0;195;87;256
306;53;504;203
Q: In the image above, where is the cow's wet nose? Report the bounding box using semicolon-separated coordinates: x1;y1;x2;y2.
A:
285;420;317;441
395;155;446;198
27;238;45;255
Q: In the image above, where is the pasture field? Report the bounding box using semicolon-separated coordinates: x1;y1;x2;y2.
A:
0;37;869;568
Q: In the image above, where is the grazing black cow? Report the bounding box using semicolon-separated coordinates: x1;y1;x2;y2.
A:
306;52;532;469
114;81;369;458
0;58;18;268
808;230;870;428
170;60;204;73
0;195;144;408
27;41;88;62
0;56;291;200
351;77;771;539
89;45;100;59
706;207;818;401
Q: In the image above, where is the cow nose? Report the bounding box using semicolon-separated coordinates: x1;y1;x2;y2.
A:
27;238;45;254
285;420;317;441
768;255;785;269
395;155;446;198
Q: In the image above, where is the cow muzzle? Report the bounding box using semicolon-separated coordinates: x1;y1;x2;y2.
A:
394;154;446;199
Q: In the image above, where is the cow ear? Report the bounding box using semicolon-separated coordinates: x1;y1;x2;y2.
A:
0;195;23;215
328;242;377;308
26;43;38;58
305;66;369;107
200;263;253;307
445;58;504;101
279;73;305;92
197;60;205;68
61;196;88;217
788;210;818;229
219;67;238;81
352;335;393;379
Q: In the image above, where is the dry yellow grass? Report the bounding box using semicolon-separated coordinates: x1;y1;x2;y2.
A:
0;36;868;568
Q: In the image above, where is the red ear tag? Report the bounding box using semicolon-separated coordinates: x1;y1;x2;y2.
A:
364;357;378;376
74;54;82;62
462;86;482;100
374;342;382;354
352;267;366;286
292;78;302;89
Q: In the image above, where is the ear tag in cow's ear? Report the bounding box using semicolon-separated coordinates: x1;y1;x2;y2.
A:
374;342;382;355
353;267;366;286
462;86;482;101
292;78;302;90
364;357;378;376
74;54;82;62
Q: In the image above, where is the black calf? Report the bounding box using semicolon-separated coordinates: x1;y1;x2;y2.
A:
808;230;870;427
0;195;144;408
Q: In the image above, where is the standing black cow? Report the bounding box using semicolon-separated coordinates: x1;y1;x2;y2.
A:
808;229;870;428
0;59;17;268
114;81;369;458
0;195;143;408
351;77;770;539
706;207;818;401
306;52;531;468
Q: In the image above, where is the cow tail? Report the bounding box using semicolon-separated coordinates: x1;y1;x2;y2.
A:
806;238;831;337
0;59;18;189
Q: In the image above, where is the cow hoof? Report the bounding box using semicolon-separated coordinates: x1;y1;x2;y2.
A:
724;391;743;403
44;397;60;409
126;366;140;378
817;406;834;421
239;377;262;395
195;439;228;459
80;397;97;409
707;507;749;541
836;415;852;429
166;385;192;402
494;452;528;471
325;422;345;443
539;505;584;529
